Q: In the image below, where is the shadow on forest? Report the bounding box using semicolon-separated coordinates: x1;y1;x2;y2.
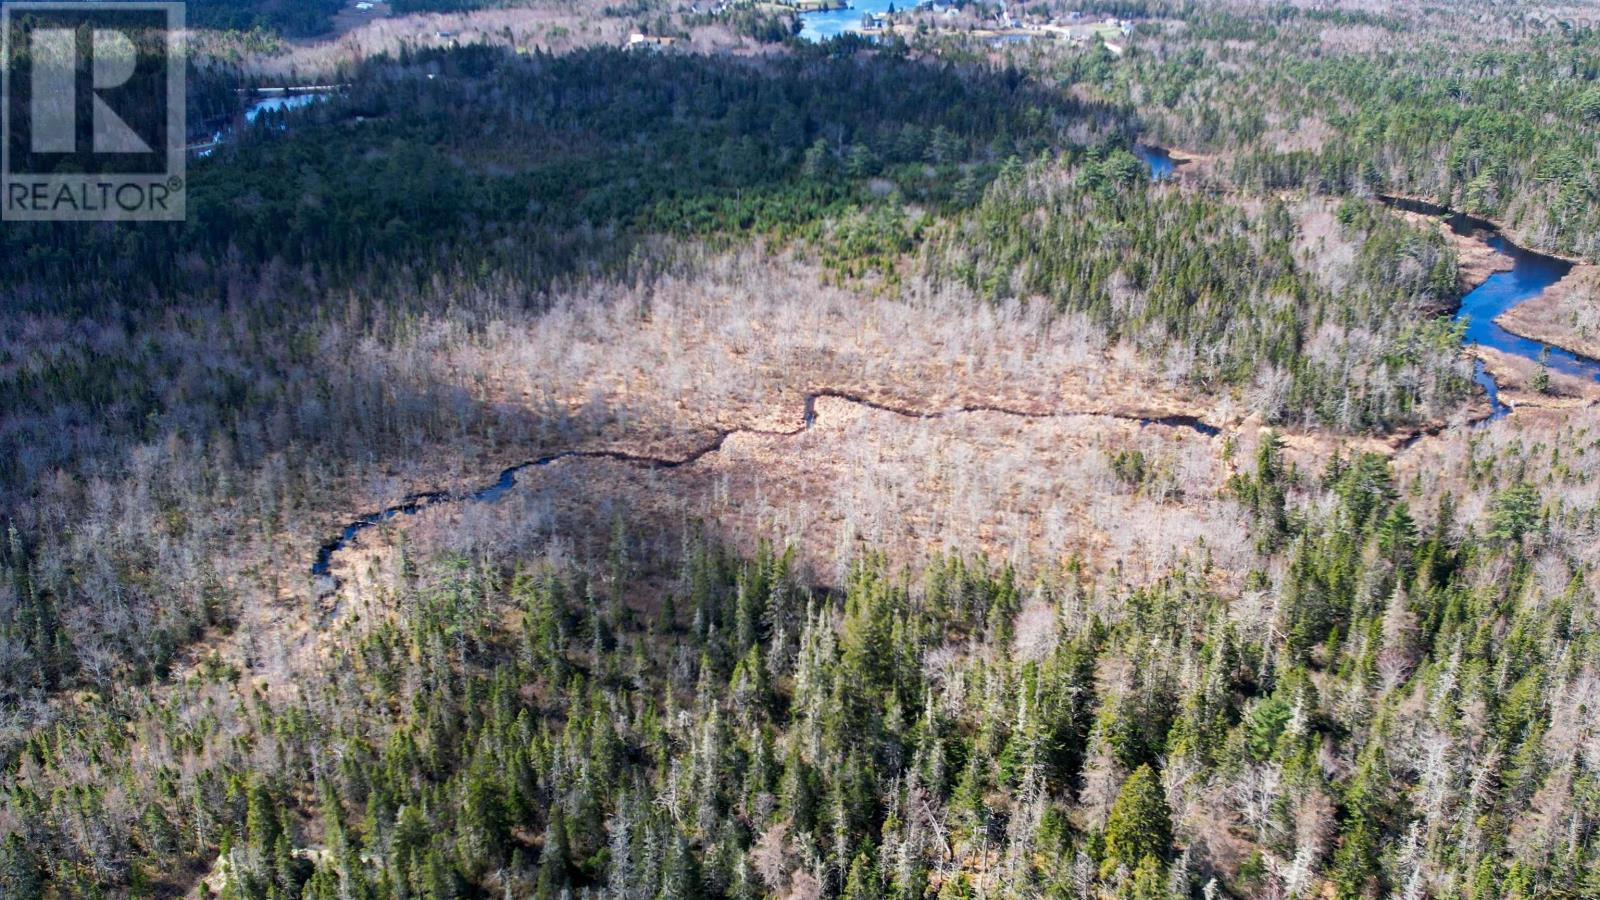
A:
2;41;1129;315
1;39;1138;682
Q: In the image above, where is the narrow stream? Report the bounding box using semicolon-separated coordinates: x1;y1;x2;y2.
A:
310;390;1218;582
305;148;1214;584
309;158;1600;585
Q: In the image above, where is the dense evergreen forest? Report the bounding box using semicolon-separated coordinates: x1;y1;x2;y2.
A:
6;44;1100;309
4;2;1600;899
185;0;348;37
927;170;1466;429
9;441;1600;899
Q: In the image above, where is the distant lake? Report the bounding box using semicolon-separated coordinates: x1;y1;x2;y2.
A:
798;0;898;42
245;93;324;124
194;92;328;157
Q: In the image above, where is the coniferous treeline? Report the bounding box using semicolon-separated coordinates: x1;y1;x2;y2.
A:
186;0;348;38
8;428;1599;899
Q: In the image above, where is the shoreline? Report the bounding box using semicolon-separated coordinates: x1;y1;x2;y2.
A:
1381;193;1600;376
1493;263;1600;362
1377;192;1587;265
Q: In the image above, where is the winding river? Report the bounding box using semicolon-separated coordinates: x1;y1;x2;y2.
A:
1381;198;1600;420
308;155;1600;584
311;389;1218;582
1455;224;1600;417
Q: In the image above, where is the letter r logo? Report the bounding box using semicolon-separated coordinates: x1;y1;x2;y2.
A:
3;3;186;222
28;28;72;152
30;27;153;154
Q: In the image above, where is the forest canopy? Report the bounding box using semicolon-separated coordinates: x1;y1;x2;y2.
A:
4;3;1600;900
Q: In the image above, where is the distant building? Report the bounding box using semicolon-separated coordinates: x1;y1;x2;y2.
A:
354;1;374;10
626;32;680;51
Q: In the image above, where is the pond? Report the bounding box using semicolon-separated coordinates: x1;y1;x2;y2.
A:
798;0;899;42
193;92;329;156
1134;144;1176;180
244;92;325;124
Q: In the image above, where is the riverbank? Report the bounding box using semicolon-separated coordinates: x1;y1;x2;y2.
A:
1379;193;1587;264
1495;263;1600;363
1379;194;1600;424
1382;194;1600;374
1474;345;1600;408
308;170;1588;592
1383;196;1514;294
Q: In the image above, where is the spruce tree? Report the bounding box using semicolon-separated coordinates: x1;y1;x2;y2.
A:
1103;765;1173;875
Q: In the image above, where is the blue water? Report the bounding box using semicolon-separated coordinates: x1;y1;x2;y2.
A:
195;93;328;157
1456;231;1600;418
318;465;519;576
1460;235;1589;375
798;0;897;41
1471;360;1503;419
245;93;324;124
312;456;570;576
1134;144;1176;180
